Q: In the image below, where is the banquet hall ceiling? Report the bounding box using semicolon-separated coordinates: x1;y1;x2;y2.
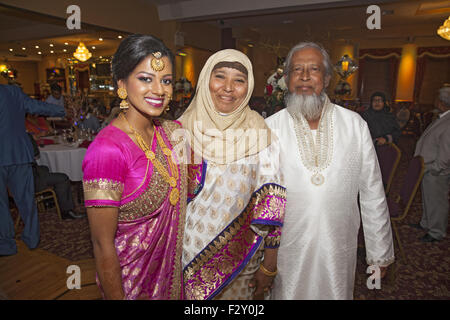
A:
0;0;449;61
0;5;126;60
150;0;450;50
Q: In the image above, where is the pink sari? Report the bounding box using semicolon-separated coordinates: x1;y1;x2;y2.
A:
82;119;187;299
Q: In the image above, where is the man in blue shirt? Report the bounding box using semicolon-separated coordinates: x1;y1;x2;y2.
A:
0;84;65;255
45;83;65;108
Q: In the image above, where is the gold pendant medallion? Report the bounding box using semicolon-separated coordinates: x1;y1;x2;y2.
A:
311;172;325;186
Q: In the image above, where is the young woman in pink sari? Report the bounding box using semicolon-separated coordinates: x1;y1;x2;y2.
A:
82;34;187;299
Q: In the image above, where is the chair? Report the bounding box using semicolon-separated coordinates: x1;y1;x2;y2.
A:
35;187;62;220
388;156;425;263
376;143;402;195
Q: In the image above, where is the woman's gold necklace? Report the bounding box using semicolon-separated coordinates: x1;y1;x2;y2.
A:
120;113;179;205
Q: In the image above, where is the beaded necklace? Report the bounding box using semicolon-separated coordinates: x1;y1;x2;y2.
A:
121;113;179;205
288;102;334;186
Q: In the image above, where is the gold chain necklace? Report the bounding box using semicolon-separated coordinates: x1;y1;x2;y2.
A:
120;113;179;205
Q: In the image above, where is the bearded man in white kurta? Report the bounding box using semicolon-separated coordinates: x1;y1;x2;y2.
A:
266;42;395;300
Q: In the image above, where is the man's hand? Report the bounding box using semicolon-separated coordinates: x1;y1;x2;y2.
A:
380;266;387;279
376;137;387;145
370;265;388;279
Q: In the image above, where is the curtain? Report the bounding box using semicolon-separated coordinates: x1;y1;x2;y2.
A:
413;46;450;104
357;48;401;105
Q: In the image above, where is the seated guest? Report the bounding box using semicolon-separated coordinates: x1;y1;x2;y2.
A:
361;91;401;146
79;107;101;132
45;84;65;108
28;133;83;220
100;106;121;130
395;102;411;129
96;101;108;120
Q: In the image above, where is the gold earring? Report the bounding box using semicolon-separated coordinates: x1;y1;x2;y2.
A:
117;88;129;110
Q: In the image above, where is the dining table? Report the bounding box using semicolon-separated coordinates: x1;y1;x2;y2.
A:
35;137;88;182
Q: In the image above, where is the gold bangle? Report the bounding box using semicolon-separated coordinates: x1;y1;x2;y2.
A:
259;264;277;277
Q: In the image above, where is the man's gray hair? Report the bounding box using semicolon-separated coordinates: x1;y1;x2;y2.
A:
438;86;450;107
284;42;333;83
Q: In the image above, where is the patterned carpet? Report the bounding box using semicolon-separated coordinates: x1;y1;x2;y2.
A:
13;184;93;262
11;135;449;299
354;135;450;300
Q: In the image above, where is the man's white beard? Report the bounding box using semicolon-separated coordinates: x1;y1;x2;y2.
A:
286;92;326;121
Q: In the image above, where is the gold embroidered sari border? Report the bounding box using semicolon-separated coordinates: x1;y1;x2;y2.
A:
183;182;286;300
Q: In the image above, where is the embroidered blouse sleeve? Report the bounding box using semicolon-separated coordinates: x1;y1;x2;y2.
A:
82;137;127;208
252;135;286;249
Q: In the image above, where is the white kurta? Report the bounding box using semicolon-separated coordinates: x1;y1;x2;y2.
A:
265;106;394;300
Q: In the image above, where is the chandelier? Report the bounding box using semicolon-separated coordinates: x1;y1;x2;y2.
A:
437;16;450;41
73;42;92;62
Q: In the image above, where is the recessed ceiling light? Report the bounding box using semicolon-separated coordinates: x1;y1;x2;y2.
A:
64;42;68;45
63;49;67;52
38;51;42;55
9;48;13;52
50;50;54;53
22;47;26;50
118;35;122;39
92;46;96;49
99;38;103;41
35;45;39;49
50;44;54;47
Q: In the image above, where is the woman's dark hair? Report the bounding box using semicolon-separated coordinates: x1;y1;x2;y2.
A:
370;91;387;105
111;34;174;88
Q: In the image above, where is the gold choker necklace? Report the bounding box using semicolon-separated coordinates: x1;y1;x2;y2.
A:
121;113;179;205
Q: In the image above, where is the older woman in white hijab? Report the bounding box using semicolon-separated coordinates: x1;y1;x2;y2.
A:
180;49;286;300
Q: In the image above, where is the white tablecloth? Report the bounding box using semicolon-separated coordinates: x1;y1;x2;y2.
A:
36;144;87;181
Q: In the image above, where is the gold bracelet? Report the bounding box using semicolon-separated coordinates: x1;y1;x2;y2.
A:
259;264;277;277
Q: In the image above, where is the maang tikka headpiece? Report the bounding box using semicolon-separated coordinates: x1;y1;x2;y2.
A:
151;52;165;72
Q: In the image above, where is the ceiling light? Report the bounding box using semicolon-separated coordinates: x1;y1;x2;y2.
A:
50;44;54;47
99;38;103;41
64;42;69;45
35;45;39;49
437;16;450;41
63;49;67;52
22;47;26;50
73;42;92;62
50;50;54;53
118;35;122;39
38;51;42;55
9;48;13;52
92;46;96;49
